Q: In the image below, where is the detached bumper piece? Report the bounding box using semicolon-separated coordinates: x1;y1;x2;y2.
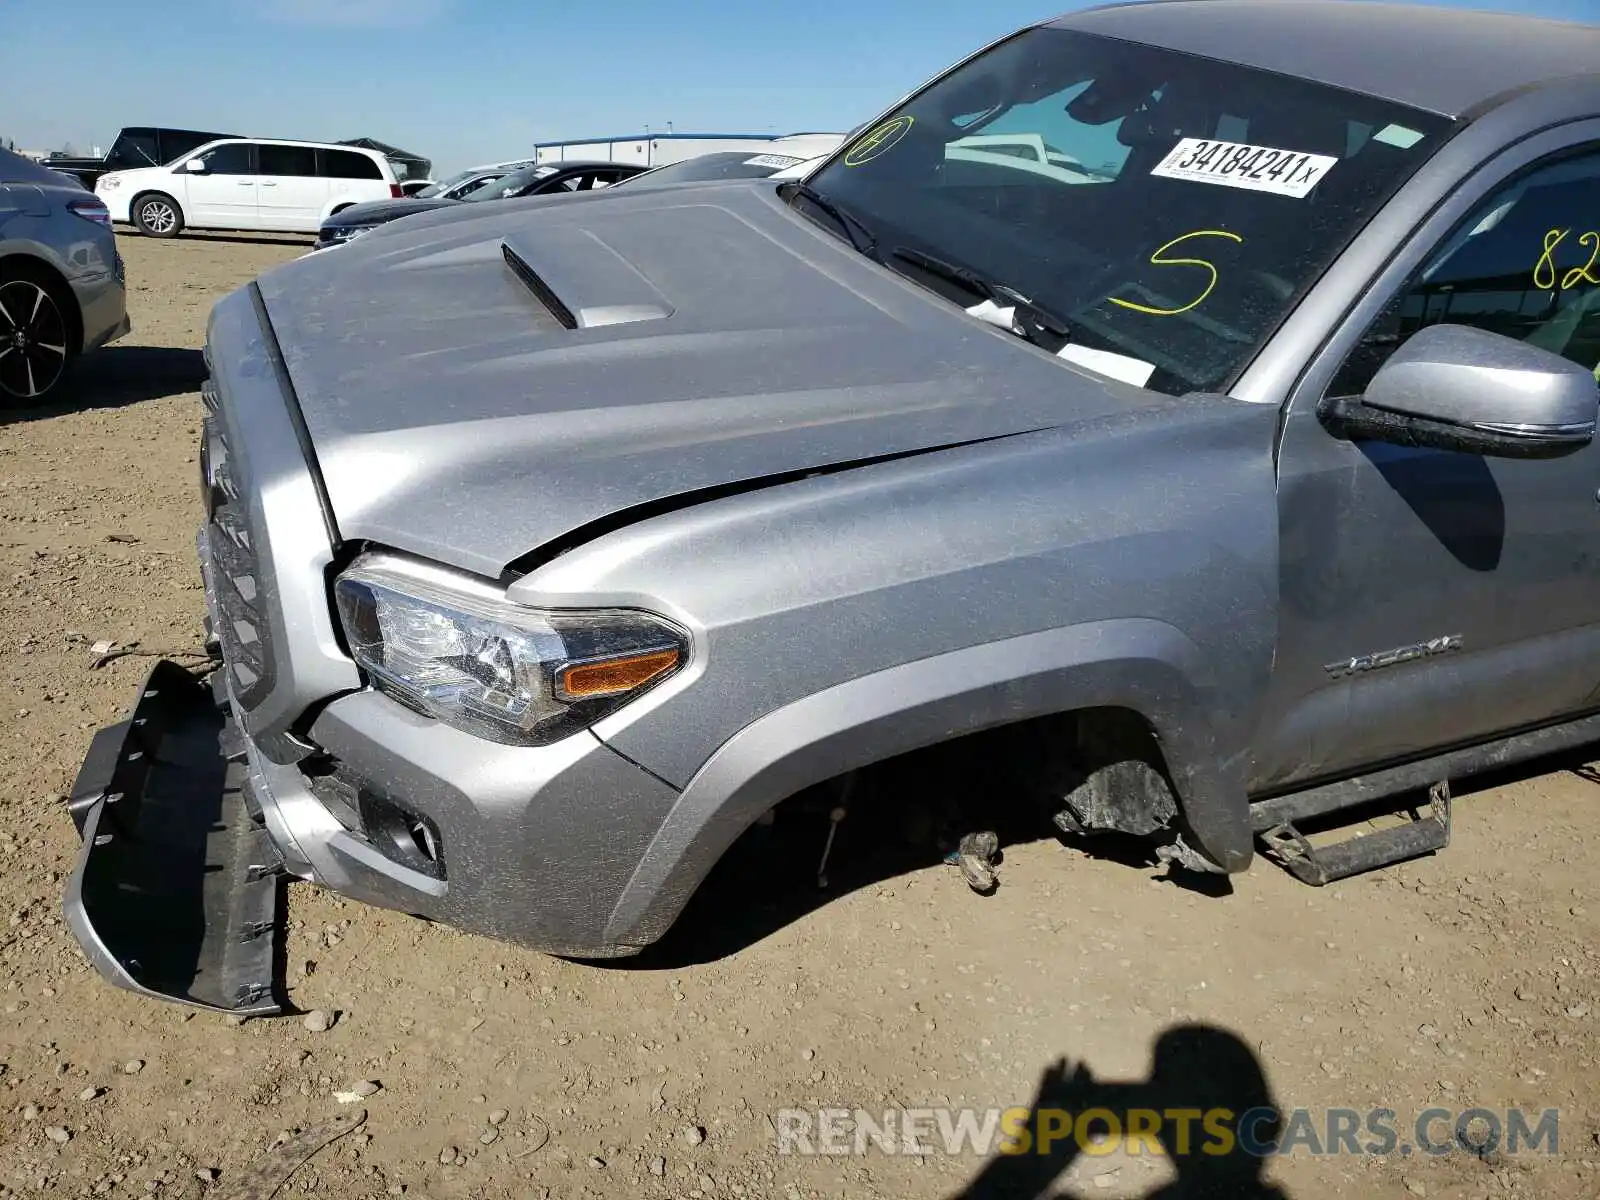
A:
63;659;286;1016
1260;781;1452;887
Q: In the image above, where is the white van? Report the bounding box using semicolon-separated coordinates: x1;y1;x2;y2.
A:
95;138;405;237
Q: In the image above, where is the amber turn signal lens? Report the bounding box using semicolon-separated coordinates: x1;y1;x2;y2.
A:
557;647;681;700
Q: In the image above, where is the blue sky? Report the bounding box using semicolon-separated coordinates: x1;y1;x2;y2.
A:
2;0;1591;177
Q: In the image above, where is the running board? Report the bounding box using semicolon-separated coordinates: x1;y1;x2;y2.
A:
63;660;286;1016
1259;781;1451;887
1249;708;1600;833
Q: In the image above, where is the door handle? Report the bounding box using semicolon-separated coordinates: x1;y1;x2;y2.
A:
260;182;278;188
239;180;254;186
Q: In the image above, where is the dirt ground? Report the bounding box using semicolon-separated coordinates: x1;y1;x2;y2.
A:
2;231;1599;1200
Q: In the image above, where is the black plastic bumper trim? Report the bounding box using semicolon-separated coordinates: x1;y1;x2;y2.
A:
62;660;286;1015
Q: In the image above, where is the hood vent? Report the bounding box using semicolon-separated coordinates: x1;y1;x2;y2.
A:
501;226;675;330
502;241;577;329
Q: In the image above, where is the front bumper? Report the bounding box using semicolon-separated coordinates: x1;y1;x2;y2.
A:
62;660;286;1015
64;652;686;1011
247;681;684;957
97;187;132;225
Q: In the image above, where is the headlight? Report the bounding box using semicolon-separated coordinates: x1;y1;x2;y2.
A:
98;175;121;191
334;554;687;747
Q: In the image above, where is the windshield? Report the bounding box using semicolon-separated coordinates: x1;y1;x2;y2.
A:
467;163;560;201
414;168;483;199
802;26;1452;395
623;151;806;187
387;157;430;183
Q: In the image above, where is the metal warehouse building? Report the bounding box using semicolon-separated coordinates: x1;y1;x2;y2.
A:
532;131;820;168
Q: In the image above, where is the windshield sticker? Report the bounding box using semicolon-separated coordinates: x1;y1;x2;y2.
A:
1109;229;1243;317
844;116;914;167
964;298;1022;335
1058;344;1156;388
1150;139;1337;198
744;153;803;168
1373;123;1425;150
1534;229;1600;291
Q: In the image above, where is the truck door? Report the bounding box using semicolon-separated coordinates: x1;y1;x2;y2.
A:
1256;134;1600;794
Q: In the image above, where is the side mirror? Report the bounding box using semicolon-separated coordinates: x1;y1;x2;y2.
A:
182;159;208;174
1322;323;1598;459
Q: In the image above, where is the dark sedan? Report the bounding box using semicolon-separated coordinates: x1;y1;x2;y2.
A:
312;159;646;250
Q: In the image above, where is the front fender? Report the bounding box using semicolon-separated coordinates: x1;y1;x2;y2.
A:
603;617;1251;949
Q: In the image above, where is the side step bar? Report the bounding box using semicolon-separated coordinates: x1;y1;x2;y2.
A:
1260;781;1451;887
1249;709;1600;832
1245;709;1600;886
62;659;287;1016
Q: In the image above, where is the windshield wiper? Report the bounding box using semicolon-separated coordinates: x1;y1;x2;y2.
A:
889;246;1076;346
780;181;879;259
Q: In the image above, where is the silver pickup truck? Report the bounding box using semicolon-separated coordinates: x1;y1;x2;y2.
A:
64;0;1600;1015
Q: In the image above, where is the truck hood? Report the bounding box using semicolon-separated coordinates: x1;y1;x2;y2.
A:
254;180;1164;578
321;196;458;230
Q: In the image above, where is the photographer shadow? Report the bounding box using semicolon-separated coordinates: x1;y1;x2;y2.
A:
953;1024;1290;1200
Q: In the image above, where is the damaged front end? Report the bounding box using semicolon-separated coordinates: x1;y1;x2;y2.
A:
62;659;287;1016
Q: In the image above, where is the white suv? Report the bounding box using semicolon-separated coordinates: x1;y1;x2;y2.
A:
96;138;404;237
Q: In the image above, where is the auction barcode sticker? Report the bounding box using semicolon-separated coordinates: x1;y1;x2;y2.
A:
1150;138;1338;198
744;154;804;169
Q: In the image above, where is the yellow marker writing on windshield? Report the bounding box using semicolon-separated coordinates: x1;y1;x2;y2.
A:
1534;228;1600;291
844;116;915;167
1109;230;1244;316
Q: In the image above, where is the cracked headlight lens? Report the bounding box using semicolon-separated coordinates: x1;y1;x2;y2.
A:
334;554;686;746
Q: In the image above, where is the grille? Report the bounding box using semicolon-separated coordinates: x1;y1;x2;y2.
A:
200;382;275;709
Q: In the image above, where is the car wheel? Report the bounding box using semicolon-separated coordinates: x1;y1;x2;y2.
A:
133;193;184;238
0;266;76;405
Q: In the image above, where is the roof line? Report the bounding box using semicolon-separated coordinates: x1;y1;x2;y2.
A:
531;132;780;147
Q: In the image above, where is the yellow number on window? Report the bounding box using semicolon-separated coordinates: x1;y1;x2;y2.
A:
1109;229;1244;317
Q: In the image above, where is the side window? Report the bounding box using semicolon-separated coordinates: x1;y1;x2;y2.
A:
1330;149;1600;397
258;144;318;177
109;131;160;168
199;143;254;175
320;149;383;180
162;132;220;163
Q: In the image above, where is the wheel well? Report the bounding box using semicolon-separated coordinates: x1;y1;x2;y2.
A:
657;706;1202;949
130;190;179;219
741;706;1186;865
0;253;82;355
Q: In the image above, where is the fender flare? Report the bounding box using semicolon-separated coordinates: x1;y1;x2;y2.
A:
603;618;1253;948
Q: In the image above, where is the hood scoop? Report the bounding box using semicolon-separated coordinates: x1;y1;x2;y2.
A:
501;227;674;329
